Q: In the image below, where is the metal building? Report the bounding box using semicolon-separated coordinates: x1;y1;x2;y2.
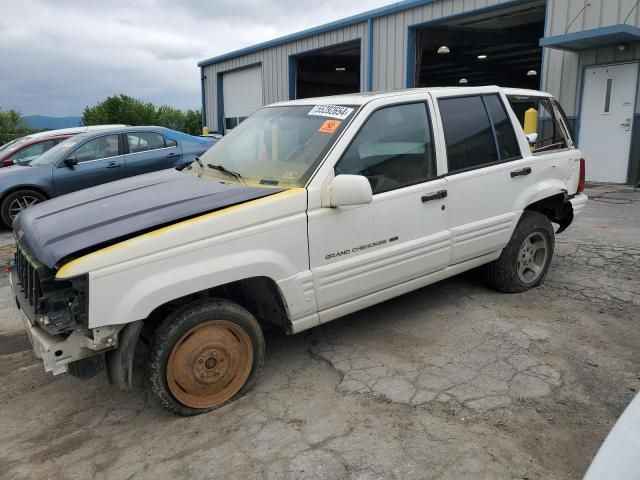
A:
198;0;640;184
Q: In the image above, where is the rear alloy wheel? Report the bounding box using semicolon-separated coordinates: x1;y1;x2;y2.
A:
148;299;265;416
483;211;555;293
1;189;47;227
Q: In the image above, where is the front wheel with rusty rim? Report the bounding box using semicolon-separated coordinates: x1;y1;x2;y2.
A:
148;299;265;416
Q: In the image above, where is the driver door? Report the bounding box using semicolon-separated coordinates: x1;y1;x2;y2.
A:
308;101;450;315
53;133;126;195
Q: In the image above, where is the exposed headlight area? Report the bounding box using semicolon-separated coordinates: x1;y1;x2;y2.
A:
13;245;88;336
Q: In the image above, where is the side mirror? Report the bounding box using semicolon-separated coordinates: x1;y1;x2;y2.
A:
63;157;78;168
330;174;372;208
525;133;538;145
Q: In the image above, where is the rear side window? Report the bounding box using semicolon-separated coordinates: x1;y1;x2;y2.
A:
335;102;437;194
483;95;521;161
439;96;498;172
166;138;178;147
127;132;166;153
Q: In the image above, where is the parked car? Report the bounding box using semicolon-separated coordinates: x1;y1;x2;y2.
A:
0;125;126;168
10;87;587;416
0;126;215;226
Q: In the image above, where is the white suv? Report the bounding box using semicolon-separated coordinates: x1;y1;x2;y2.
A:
10;86;587;415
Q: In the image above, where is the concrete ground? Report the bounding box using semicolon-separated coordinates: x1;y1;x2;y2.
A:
0;184;639;480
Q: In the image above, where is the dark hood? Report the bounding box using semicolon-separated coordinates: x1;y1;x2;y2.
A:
14;169;284;269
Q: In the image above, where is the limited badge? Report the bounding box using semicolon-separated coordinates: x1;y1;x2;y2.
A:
318;119;341;133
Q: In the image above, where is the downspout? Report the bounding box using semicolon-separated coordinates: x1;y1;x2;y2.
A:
200;67;207;134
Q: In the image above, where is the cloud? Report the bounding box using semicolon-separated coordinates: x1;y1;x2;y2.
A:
0;0;389;116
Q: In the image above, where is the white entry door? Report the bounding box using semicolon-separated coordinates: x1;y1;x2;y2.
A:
579;63;638;183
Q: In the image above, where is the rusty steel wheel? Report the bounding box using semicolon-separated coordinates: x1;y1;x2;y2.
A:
149;299;265;416
166;320;253;409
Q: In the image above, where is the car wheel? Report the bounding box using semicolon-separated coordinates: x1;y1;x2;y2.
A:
483;211;555;293
148;299;265;416
0;189;47;227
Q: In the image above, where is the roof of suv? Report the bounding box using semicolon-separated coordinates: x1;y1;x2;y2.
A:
272;86;552;108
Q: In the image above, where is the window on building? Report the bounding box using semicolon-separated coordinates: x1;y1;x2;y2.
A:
72;135;120;162
507;95;573;153
127;132;166;153
335;103;437;194
439;95;498;172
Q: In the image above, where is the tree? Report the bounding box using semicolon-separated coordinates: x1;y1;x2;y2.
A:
0;108;30;145
83;95;202;135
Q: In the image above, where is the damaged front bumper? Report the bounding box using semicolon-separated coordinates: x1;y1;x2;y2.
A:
9;267;122;375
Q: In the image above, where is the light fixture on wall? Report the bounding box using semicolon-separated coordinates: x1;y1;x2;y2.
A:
527;70;538;77
437;46;450;54
459;78;468;84
477;54;487;60
617;44;628;52
335;67;346;71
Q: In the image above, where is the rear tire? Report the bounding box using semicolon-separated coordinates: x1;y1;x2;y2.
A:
483;211;555;293
1;189;47;227
148;299;265;416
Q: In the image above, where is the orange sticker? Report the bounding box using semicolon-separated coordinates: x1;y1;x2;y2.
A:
318;119;341;133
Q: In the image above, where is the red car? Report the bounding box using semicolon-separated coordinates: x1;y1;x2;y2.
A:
0;134;74;168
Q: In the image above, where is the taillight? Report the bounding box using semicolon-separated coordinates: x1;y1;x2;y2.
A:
577;158;585;193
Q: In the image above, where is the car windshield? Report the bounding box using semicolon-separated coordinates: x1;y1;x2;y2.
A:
193;104;357;187
29;137;84;166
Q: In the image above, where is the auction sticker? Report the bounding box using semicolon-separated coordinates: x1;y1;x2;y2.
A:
308;104;354;120
318;119;341;133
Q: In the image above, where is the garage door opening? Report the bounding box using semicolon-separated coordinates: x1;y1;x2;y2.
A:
222;65;263;133
411;0;545;90
293;41;361;99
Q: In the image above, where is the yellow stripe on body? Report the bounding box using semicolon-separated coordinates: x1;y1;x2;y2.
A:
56;188;305;279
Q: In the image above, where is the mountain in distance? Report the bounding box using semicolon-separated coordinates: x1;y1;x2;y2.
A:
23;115;83;130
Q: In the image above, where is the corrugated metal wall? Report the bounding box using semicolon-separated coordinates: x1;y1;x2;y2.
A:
371;0;515;90
202;23;367;131
542;0;640;116
202;0;517;131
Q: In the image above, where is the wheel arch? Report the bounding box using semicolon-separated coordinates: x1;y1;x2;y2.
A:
517;180;574;233
0;184;51;205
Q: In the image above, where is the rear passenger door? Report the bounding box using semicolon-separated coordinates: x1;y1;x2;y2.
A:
436;93;535;264
308;101;450;312
124;131;182;177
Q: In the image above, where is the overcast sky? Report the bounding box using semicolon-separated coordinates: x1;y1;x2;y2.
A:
0;0;391;117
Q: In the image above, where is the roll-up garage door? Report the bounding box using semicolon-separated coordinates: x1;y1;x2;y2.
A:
222;66;263;133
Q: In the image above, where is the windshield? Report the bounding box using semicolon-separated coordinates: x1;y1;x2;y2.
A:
195;104;356;187
29;137;84;166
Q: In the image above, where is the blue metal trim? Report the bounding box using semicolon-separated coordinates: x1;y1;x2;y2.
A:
626;62;640;182
288;56;296;100
540;24;640;51
406;27;415;88
216;72;224;134
403;0;530;88
367;18;374;91
198;0;446;67
200;67;207;130
539;0;550;90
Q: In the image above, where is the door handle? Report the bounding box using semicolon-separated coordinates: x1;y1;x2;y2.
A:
167;152;178;158
510;167;531;178
421;190;447;202
106;161;121;169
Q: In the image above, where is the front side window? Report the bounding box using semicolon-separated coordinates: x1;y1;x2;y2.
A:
127;132;165;153
439;96;498;172
196;104;356;187
335;103;437;194
71;134;120;163
508;95;573;153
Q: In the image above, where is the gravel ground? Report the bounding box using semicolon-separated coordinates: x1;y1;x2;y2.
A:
0;184;639;480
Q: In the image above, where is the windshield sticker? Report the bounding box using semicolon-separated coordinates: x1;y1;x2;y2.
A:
283;171;298;179
308;105;354;120
318;119;342;133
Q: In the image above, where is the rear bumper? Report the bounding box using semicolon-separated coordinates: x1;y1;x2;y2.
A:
570;193;588;217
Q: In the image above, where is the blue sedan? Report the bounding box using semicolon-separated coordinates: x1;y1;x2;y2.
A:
0;126;215;226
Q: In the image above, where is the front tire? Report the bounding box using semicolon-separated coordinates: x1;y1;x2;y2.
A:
1;189;47;227
148;299;265;416
483;211;555;293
